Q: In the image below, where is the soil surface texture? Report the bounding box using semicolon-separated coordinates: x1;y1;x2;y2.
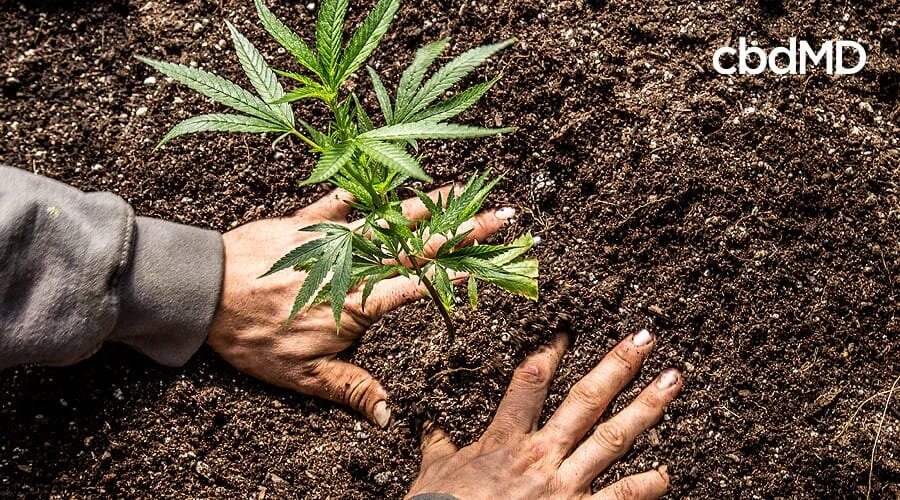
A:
1;0;898;497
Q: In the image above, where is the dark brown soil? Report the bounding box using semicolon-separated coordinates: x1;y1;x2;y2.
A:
1;0;898;497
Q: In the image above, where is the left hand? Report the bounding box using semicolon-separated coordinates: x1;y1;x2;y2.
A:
406;330;682;499
206;185;514;428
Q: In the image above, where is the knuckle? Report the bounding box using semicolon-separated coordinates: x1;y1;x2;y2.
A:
610;344;636;371
637;390;664;412
480;429;512;449
593;422;630;455
614;477;640;500
343;374;374;408
569;380;605;408
513;361;551;389
517;439;549;467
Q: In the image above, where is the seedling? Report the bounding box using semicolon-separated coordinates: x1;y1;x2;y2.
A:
137;0;538;336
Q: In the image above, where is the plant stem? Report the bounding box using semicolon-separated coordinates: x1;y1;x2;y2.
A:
397;239;456;339
290;129;322;151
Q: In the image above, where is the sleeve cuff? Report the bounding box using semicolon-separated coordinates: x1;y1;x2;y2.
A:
109;216;224;367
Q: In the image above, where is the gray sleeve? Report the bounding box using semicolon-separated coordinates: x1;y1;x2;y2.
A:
0;166;224;368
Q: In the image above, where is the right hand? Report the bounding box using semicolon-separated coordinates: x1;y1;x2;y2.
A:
207;185;514;429
407;330;682;499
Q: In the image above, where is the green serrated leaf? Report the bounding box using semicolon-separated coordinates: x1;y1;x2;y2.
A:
467;274;478;309
330;234;354;332
273;69;319;86
226;21;293;126
301;141;356;185
255;0;322;78
432;264;455;310
435;229;473;256
297;119;328;147
288;250;335;321
490;233;535;265
316;0;349;83
410;76;500;123
360;122;515;141
261;235;336;277
300;222;352;235
366;66;393;125
356;138;432;182
402;39;514;120
339;0;400;81
395;38;450;118
352;93;374;133
271;85;334;104
442;243;512;260
482;269;538;301
156;113;290;148
503;258;538;279
135;55;288;126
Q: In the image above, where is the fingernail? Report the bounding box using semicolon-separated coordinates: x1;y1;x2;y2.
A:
633;329;653;347
374;401;391;429
657;369;680;389
495;207;516;220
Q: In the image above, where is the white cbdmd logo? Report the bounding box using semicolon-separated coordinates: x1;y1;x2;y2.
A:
713;37;867;75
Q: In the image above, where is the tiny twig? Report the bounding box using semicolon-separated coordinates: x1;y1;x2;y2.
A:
430;366;483;381
867;373;900;500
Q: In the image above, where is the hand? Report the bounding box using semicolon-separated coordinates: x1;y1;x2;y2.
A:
206;186;514;428
407;330;682;499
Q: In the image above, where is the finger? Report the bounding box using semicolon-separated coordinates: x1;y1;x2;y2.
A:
561;369;682;486
304;359;392;429
591;466;670;500
539;330;656;458
420;423;458;469
358;268;469;318
420;207;516;259
300;188;355;222
480;334;568;448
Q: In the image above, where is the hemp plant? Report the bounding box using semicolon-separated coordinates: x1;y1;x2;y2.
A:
137;0;538;336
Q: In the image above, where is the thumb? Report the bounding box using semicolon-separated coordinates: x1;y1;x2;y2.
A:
311;359;392;428
420;422;457;469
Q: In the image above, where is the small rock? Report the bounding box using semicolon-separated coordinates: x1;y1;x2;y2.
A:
135;106;148;116
143;76;156;85
16;464;32;473
272;400;283;408
373;471;392;485
5;76;20;85
266;472;287;485
858;101;874;114
101;451;112;461
306;2;315;10
684;361;695;372
91;163;104;172
181;196;194;203
738;389;751;397
647;428;661;447
195;461;213;480
173;96;184;104
192;22;204;33
273;151;285;161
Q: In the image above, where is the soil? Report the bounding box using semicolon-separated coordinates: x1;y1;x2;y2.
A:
1;0;898;497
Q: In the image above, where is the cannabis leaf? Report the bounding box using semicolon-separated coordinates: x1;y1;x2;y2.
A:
137;0;536;337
